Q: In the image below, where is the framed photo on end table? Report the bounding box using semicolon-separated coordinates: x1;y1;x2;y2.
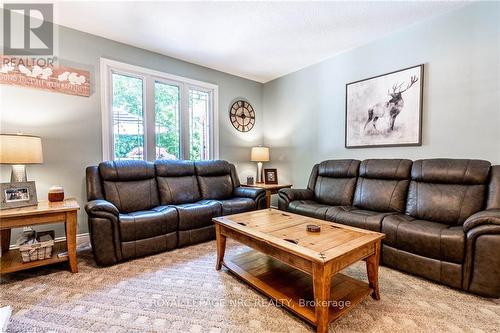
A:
0;181;38;210
264;169;278;185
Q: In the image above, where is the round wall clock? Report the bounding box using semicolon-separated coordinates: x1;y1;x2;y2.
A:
229;100;255;132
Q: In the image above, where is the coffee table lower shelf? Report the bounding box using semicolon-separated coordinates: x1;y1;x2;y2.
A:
222;248;373;326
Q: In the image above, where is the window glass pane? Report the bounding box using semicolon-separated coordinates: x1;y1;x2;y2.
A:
189;89;211;160
155;82;180;159
112;73;144;160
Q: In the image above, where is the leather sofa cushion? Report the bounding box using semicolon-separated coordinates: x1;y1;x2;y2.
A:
354;178;409;213
195;161;234;200
195;160;232;176
155;160;201;204
382;214;465;264
100;160;159;213
155;160;195;177
198;175;233;199
359;159;412;180
103;179;159;213
176;200;222;231
315;177;357;206
382;245;463;289
100;160;155;181
119;206;177;242
157;176;201;205
219;198;256;215
314;159;360;206
317;159;359;178
406;182;486;225
412;159;490;184
288;200;331;220
86;166;104;200
325;206;392;232
121;233;177;260
178;225;215;247
405;159;490;225
353;159;412;213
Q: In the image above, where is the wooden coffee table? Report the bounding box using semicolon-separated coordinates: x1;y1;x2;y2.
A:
213;209;384;333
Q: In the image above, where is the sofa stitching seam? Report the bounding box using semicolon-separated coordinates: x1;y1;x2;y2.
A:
388;181;398;212
463;160;470;184
165;177;174;204
114;182;123;213
394;217;402;251
416;181;419;218
457;186;469;224
132;214;137;257
438;226;444;282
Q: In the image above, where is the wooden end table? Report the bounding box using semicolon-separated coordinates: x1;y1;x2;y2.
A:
242;183;292;208
213;209;384;333
0;198;80;274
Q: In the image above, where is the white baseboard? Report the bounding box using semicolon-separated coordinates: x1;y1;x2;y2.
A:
8;233;90;250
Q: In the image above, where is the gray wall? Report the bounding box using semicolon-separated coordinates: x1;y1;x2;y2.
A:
263;2;500;191
1;25;264;243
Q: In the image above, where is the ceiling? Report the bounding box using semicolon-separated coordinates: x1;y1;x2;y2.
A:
52;1;468;83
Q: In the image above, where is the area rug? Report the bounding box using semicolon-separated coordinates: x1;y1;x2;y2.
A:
1;240;499;333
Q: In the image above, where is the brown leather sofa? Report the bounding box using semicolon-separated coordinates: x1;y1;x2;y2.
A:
279;159;500;298
85;159;265;266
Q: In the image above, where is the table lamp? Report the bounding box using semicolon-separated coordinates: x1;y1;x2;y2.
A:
251;146;269;183
0;134;43;182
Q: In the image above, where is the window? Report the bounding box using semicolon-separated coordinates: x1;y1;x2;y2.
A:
189;88;211;160
155;81;180;159
112;73;144;160
101;58;218;161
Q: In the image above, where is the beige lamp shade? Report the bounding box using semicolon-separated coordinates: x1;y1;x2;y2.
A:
0;134;43;164
251;146;270;162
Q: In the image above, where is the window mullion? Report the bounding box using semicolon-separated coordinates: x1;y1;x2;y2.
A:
180;84;190;160
106;67;114;161
144;76;155;161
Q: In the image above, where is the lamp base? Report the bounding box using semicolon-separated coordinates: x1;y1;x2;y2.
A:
256;162;264;183
10;165;27;183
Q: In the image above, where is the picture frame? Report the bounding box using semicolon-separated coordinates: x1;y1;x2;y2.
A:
345;64;424;148
264;168;278;185
0;181;38;210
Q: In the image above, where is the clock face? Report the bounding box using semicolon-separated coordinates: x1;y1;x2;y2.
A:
229;100;255;132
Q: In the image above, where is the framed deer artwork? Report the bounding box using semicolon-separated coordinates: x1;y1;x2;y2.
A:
345;64;424;148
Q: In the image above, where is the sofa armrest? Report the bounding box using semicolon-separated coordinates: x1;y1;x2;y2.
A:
463;209;500;233
462;209;500;297
233;186;265;200
85;199;119;217
85;200;121;266
278;188;314;202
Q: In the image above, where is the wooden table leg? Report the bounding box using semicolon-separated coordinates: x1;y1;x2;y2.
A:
312;263;332;333
1;229;11;254
265;190;271;208
215;224;226;271
65;211;78;273
366;241;381;300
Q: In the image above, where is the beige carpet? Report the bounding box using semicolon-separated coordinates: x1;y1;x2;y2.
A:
1;240;499;333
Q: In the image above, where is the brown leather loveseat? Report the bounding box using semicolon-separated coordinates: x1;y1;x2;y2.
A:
279;159;500;298
85;159;265;266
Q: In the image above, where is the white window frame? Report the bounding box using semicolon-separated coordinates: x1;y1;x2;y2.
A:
100;58;219;161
